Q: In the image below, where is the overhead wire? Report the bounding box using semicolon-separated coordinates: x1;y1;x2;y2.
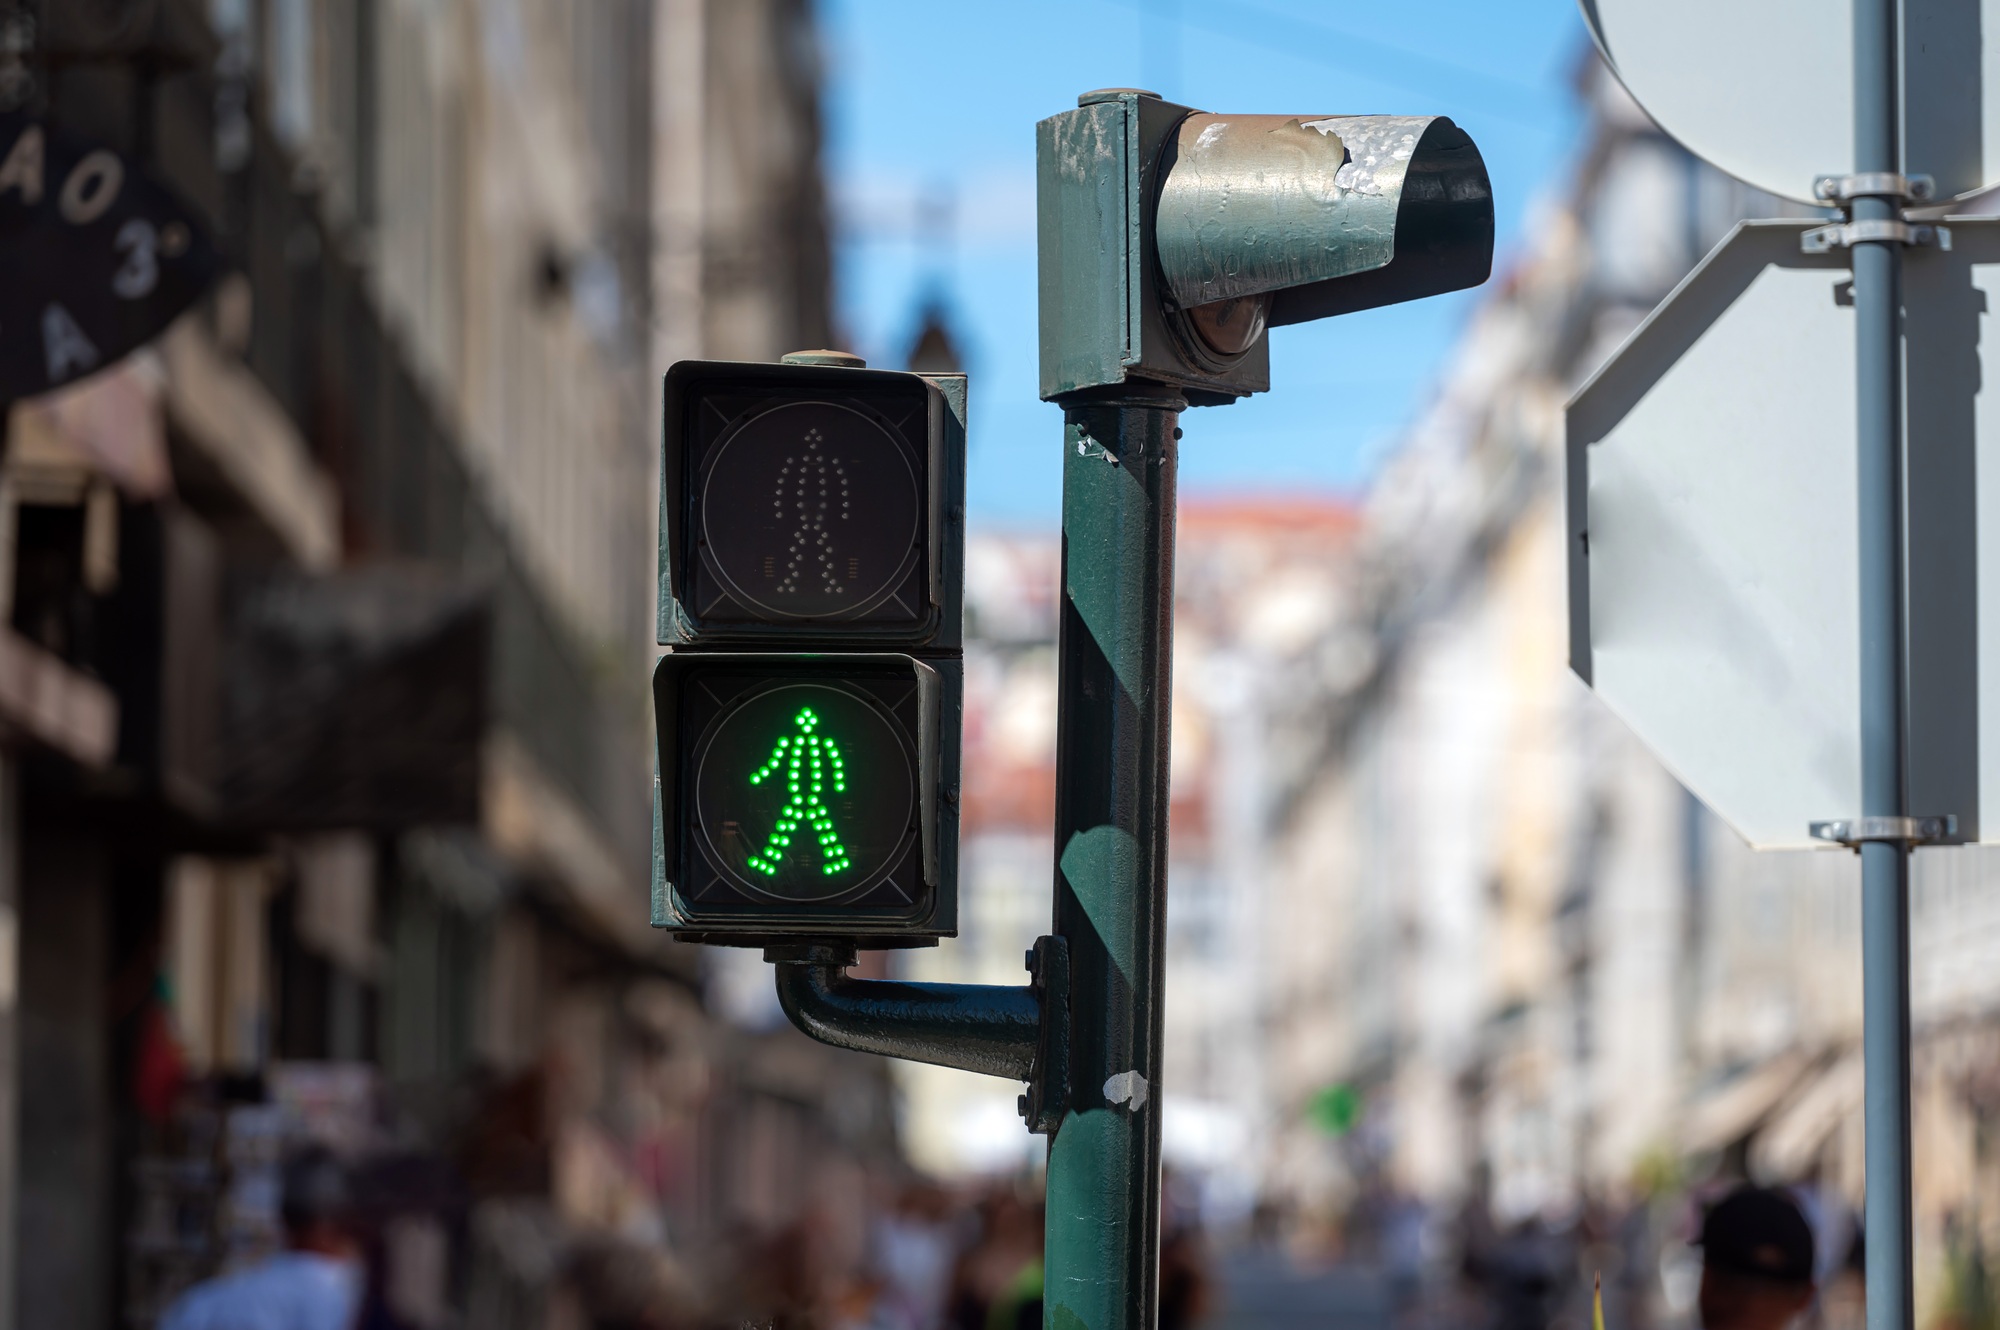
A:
1109;0;1568;133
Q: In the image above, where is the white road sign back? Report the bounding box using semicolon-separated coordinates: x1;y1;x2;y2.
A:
1581;0;2000;204
1568;219;2000;848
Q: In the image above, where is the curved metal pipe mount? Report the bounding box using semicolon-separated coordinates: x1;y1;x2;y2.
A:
768;938;1070;1133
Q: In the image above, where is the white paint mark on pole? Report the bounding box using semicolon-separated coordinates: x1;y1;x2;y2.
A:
1104;1069;1148;1110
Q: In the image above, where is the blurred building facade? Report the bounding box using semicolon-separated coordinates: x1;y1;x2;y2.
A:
0;1;900;1327
1246;51;2000;1329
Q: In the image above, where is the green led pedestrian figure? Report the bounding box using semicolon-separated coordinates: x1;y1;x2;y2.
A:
745;706;852;878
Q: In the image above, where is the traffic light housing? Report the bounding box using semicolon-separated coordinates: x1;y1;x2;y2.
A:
652;359;964;945
1038;90;1494;404
657;360;961;648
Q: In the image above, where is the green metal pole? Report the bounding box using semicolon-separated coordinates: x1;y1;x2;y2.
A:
1044;384;1183;1329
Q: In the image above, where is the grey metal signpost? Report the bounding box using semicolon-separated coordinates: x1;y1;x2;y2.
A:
1850;2;1915;1324
1569;0;2000;1320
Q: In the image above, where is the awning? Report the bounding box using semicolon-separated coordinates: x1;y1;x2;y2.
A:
1680;1051;1816;1156
219;564;488;829
0;626;115;766
1750;1051;1864;1181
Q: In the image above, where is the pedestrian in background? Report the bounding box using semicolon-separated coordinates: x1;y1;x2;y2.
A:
159;1145;363;1330
1696;1186;1817;1330
945;1185;1043;1330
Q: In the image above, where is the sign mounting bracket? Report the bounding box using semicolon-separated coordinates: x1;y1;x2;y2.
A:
1813;172;1936;204
1802;171;1949;253
1800;218;1950;253
1808;815;1957;848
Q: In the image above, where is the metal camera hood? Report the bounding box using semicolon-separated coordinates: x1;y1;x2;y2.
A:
1155;113;1494;326
1036;93;1494;404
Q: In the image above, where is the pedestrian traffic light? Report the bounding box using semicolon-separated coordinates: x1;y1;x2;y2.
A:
1039;91;1494;404
652;355;964;945
658;358;960;647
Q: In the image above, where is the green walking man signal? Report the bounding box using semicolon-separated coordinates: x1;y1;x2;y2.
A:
745;706;853;878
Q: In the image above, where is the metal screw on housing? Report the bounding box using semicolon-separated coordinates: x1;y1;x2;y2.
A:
1809;815;1957;848
778;348;867;368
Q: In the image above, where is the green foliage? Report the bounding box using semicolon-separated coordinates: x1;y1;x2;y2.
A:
1308;1083;1361;1137
1937;1232;2000;1330
1629;1145;1684;1201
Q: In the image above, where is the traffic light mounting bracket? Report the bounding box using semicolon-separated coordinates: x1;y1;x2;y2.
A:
766;936;1072;1134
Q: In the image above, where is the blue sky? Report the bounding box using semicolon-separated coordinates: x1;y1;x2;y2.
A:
819;0;1588;521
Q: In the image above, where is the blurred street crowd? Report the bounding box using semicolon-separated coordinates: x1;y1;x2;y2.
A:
155;1146;1212;1330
